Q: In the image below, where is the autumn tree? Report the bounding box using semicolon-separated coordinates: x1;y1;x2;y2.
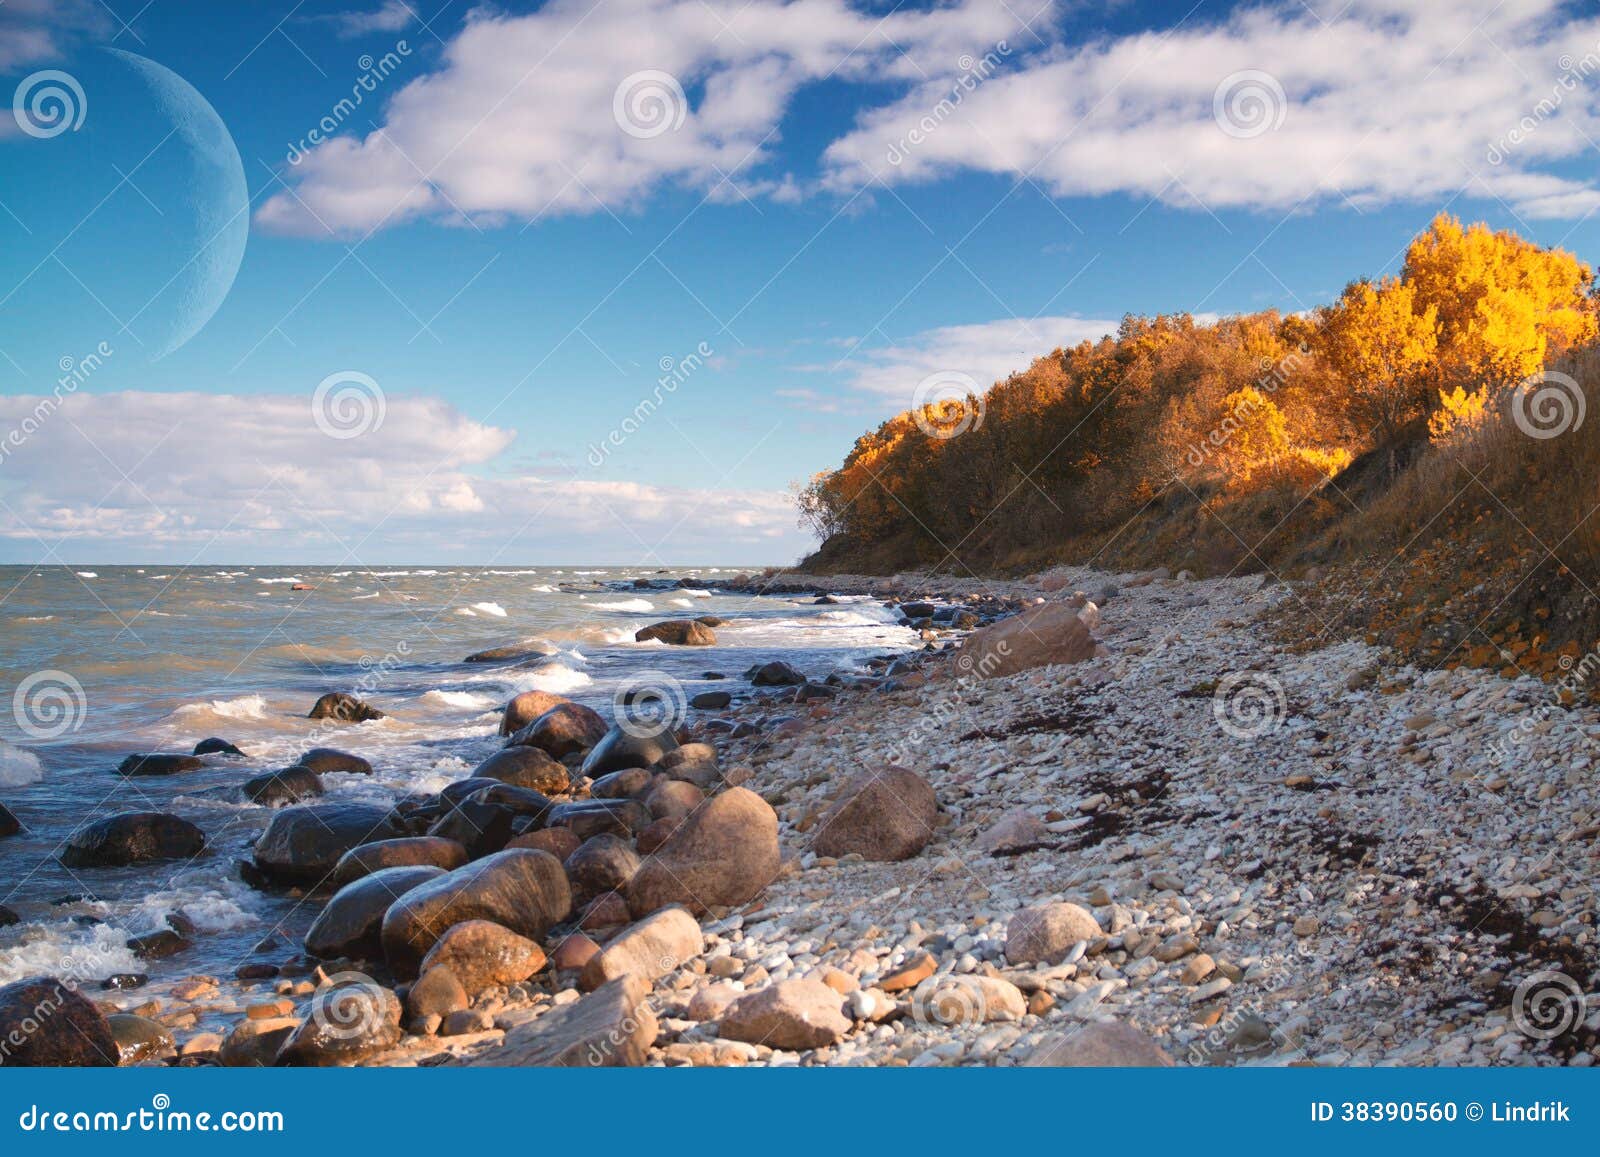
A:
1315;277;1439;439
1402;213;1596;389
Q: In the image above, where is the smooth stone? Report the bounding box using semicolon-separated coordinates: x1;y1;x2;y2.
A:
507;702;608;758
1026;1020;1174;1066
627;787;779;917
579;906;703;991
252;802;402;886
718;978;850;1051
297;748;374;776
811;766;938;862
304;865;447;959
580;725;680;778
634;619;717;646
499;691;572;737
0;978;117;1066
332;836;469;885
464;976;656;1066
473;746;570;795
564;834;642;905
307;692;384;722
117;753;204;777
242;766;324;807
277;981;401;1066
59;812;206;868
1007;903;1102;965
420;920;547;994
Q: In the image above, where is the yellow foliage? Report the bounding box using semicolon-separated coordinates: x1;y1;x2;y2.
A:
1403;213;1597;389
1315;276;1438;437
1214;386;1290;480
1428;385;1490;443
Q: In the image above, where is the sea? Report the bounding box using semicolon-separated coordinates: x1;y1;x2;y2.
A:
0;565;918;988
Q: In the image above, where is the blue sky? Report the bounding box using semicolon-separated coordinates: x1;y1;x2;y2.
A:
3;0;1600;564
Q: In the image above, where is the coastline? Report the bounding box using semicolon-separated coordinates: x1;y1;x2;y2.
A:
38;565;1600;1067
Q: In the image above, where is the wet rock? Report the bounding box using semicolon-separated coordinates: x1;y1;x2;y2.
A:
589;767;653;799
107;1012;175;1064
0;804;17;838
579;905;702;991
508;703;608;758
507;827;580;860
405;965;468;1020
644;778;701;821
277;980;402;1066
580;725;680;778
1026;1020;1174;1066
564;834;641;905
117;753;204;777
427;800;516;860
811;766;938;862
380;849;572;976
126;929;189;960
627;786;780;917
1007;902;1102;965
499;690;571;737
307;692;385;722
297;748;373;776
219;1016;299;1067
748;660;805;686
465;976;655;1066
690;690;732;709
0;978;117;1066
635;816;681;855
656;743;720;789
192;737;245;757
252;802;402;886
975;808;1050;855
332;836;469;885
465;644;551;664
718;978;850;1050
634;619;717;646
101;973;147;990
304;865;447;959
473;746;569;794
59;812;206;868
548;798;651;842
242;766;324;807
419;920;546;994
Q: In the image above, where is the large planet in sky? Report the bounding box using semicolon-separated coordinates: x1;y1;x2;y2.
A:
1;48;250;368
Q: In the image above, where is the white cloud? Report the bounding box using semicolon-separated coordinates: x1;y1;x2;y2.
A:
822;0;1600;220
0;391;806;562
257;0;1036;235
313;1;418;38
0;0;109;71
837;315;1119;400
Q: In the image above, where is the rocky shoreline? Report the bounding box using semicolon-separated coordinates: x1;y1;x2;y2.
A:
3;565;1597;1067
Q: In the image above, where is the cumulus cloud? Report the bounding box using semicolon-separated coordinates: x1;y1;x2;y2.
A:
834;315;1120;401
257;0;1034;235
0;0;109;71
310;0;418;39
822;0;1600;219
261;0;1600;232
0;392;805;562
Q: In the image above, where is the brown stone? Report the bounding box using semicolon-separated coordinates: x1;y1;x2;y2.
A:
508;827;581;860
1026;1019;1174;1066
635;816;681;855
955;601;1096;677
718;978;850;1050
500;691;572;737
644;778;703;820
879;951;937;992
626;787;779;917
473;746;570;795
812;766;938;862
1007;902;1102;965
0;978;117;1066
507;702;609;758
219;1016;298;1067
550;933;600;971
419;920;546;994
332;836;468;885
579;906;704;991
464;976;655;1066
405;965;469;1019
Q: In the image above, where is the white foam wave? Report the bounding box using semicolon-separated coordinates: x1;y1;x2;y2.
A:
420;689;500;712
593;598;653;612
0;923;144;988
0;740;44;787
173;694;269;722
471;602;508;617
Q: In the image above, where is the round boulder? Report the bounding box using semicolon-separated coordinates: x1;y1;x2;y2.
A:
473;746;569;794
304;865;447;959
811;766;938;862
107;1012;175;1064
242;766;324;807
0;803;21;838
418;920;546;994
499;690;571;737
252;802;402;886
563;834;641;905
507;702;607;758
332;836;469;885
307;692;385;722
0;978;117;1066
277;979;401;1066
380;849;572;976
626;787;779;917
634;619;716;646
297;748;373;776
117;753;203;777
60;812;206;868
1006;902;1102;965
580;724;679;778
192;737;245;757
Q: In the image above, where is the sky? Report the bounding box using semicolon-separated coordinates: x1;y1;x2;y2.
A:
3;0;1600;565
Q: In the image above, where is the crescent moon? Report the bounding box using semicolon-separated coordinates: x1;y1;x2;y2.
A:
104;48;249;360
